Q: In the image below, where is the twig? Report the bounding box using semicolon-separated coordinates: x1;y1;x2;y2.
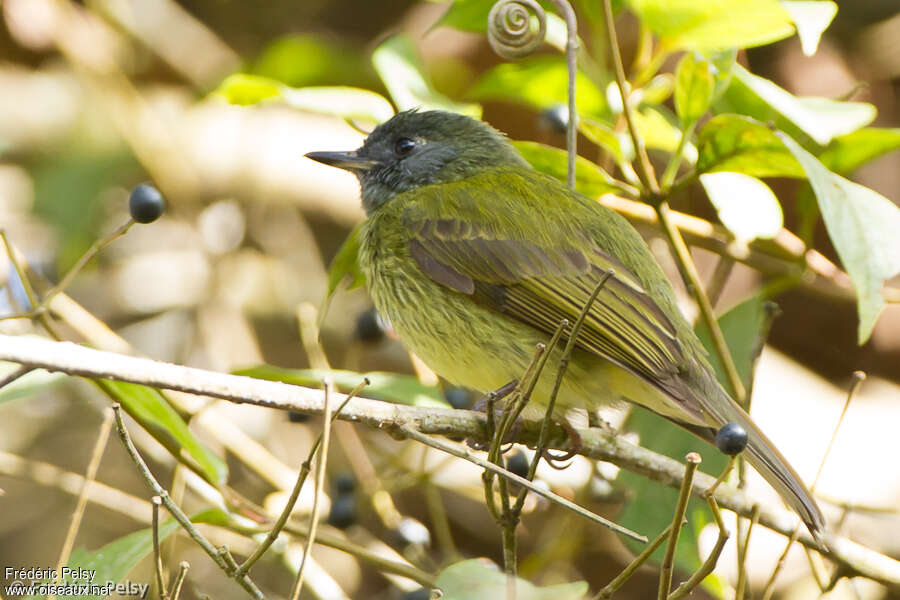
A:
705;256;735;309
547;0;579;189
593;525;673;599
600;0;659;195
2;335;899;587
170;562;189;600
761;371;866;600
655;202;746;403
668;497;730;600
289;379;335;600
238;378;368;576
735;504;761;600
0;365;35;389
152;496;170;600
53;407;114;591
658;452;701;600
703;456;736;499
397;424;646;542
660;122;697;190
111;404;265;599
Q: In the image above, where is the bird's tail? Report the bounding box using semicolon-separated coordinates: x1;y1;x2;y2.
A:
700;386;825;538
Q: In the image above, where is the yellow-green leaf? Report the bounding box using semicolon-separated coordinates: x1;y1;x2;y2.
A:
675;53;714;125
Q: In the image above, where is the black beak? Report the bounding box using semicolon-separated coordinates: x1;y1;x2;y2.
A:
305;150;380;172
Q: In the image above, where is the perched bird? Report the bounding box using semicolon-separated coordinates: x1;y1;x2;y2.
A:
306;110;824;536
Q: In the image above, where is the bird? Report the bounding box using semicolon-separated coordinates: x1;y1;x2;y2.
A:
306;109;824;536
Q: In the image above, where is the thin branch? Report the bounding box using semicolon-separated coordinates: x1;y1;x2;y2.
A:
593;525;673;599
547;0;579;189
53;406;114;585
152;496;170;600
735;504;761;600
238;378;368;576
668;497;729;600
170;562;189;600
658;452;701;600
600;0;659;195
289;380;335;600
111;404;265;599
2;335;899;588
705;256;735;309
397;423;646;542
0;365;35;389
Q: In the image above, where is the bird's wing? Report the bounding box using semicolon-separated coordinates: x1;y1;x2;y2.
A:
400;170;688;389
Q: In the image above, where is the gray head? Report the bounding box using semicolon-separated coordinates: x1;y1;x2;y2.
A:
306;110;526;214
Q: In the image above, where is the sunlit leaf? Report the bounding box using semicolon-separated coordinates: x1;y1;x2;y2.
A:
696;114;803;177
233;365;449;408
819;127;900;175
34;520;180;600
319;222;365;324
512;141;622;196
468;56;607;118
635;106;697;161
214;74;394;123
782;1;838;56
700;172;783;242
435;559;588;600
372;35;481;118
675;53;715;126
98;380;228;485
707;48;738;99
718;65;876;146
777;133;900;343
627;0;794;50
636;73;674;106
580;119;633;166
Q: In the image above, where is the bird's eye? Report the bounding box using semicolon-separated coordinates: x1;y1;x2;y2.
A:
394;137;416;156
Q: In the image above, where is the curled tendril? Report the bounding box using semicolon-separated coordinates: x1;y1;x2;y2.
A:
487;0;547;60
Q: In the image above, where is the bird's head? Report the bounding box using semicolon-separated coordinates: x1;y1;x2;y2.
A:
306;110;526;214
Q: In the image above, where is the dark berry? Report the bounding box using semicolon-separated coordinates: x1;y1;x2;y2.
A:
715;423;749;456
354;308;385;343
444;386;470;410
288;411;310;423
333;473;357;495
402;589;431;600
128;183;166;224
538;104;569;134
505;450;529;479
327;494;356;529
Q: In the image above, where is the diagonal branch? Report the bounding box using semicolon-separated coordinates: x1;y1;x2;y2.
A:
0;333;898;589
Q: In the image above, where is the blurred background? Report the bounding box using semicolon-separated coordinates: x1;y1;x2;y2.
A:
1;0;899;598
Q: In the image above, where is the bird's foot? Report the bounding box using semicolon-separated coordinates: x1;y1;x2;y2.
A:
540;418;582;470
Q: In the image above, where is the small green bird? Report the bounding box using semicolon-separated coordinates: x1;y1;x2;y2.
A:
307;110;824;535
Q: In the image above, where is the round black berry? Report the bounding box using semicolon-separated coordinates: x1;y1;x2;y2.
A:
288;411;310;423
333;473;357;495
128;183;166;224
354;308;385;343
715;423;749;456
538;104;569;134
444;386;470;410
505;450;529;479
327;494;356;529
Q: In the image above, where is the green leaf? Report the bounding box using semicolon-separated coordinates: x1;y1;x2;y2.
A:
580;119;633;167
819;127;900;175
320;222;365;324
32;520;181;600
435;559;588;600
675;53;714;126
782;1;838;56
635;106;697;161
512;141;622;197
98;380;228;485
696;114;803;177
626;0;795;50
700;172;783;242
434;0;496;32
718;65;876;146
707;48;738;99
0;361;64;405
695;295;771;391
214;74;394;123
468;56;607;118
372;35;481;118
233;365;450;408
777;133;900;343
251;34;370;88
